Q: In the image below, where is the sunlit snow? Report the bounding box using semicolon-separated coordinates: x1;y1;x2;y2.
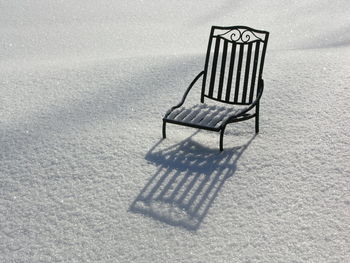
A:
1;0;349;262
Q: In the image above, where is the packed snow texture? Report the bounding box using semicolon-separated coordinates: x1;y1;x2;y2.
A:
1;0;350;262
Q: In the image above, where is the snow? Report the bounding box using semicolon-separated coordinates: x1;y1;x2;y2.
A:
1;0;350;262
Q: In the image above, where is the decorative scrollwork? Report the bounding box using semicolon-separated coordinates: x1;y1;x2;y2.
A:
216;28;263;43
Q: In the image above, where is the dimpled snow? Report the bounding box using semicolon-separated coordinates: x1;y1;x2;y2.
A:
1;0;350;262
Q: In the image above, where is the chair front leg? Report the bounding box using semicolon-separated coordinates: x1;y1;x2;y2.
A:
220;126;226;151
162;121;167;139
255;102;260;134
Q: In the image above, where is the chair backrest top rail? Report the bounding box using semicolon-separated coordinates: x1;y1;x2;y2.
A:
211;25;269;34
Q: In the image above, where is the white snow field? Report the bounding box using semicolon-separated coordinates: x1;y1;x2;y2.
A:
1;0;350;262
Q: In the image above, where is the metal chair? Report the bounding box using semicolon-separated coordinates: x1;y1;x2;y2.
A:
163;26;269;151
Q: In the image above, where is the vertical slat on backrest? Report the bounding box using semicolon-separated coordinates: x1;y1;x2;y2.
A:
208;37;221;98
201;27;214;102
242;43;253;103
233;45;244;103
225;43;237;102
258;39;268;81
217;41;228;100
248;41;260;103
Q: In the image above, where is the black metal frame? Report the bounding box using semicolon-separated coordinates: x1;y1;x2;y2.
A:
163;26;269;151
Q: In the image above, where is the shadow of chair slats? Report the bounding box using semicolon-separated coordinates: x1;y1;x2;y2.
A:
129;132;255;231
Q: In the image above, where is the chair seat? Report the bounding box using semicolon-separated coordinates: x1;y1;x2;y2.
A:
164;104;242;130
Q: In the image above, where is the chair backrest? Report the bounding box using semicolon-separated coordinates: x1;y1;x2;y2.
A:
201;26;269;105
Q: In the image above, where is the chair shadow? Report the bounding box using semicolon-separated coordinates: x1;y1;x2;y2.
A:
129;132;255;231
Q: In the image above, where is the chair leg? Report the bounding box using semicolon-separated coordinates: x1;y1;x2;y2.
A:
255;103;260;134
162;121;166;139
220;127;225;151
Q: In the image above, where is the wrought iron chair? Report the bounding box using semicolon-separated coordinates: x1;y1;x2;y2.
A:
162;26;269;151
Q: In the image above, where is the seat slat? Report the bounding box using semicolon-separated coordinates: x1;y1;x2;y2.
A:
207;108;232;127
182;105;201;122
167;107;183;119
175;108;192;121
190;107;212;125
199;108;224;126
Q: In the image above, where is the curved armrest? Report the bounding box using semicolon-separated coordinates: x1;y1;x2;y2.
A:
164;71;204;118
222;79;264;125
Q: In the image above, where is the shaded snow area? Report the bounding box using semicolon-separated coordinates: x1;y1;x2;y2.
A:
1;0;350;262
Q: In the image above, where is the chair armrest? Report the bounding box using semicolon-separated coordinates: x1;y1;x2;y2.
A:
222;79;264;125
164;71;204;118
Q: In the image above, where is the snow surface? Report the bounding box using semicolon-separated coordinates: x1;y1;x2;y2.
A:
1;0;350;262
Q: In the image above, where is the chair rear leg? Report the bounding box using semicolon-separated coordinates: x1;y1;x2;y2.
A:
162;121;166;139
255;103;260;134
